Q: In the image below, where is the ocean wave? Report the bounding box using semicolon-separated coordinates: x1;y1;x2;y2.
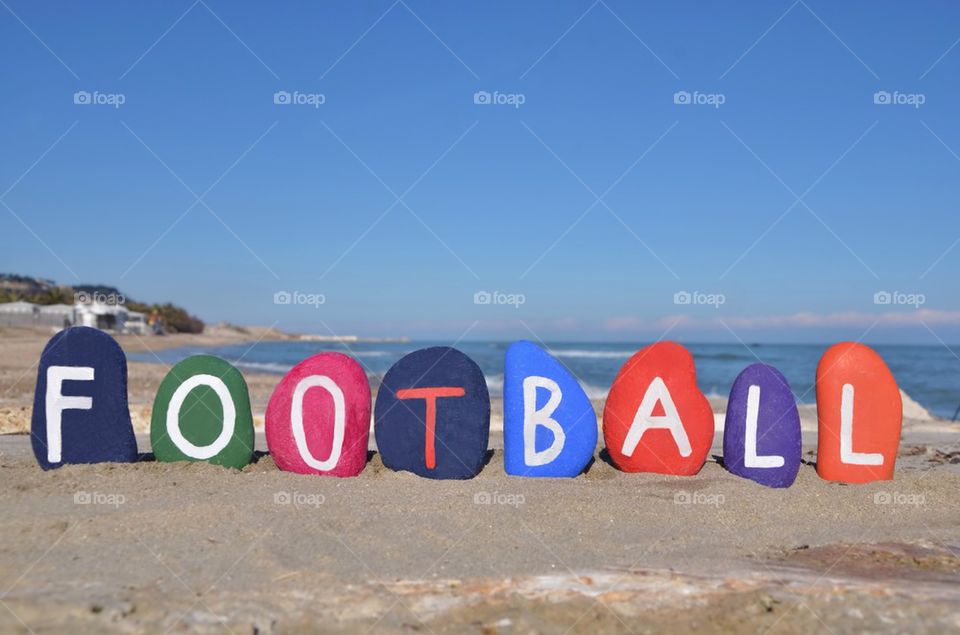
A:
547;349;633;359
234;361;293;374
483;373;609;400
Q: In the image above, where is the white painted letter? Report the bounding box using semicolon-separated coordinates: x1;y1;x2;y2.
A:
840;383;883;466
621;376;691;457
523;376;565;466
45;366;95;463
167;374;235;460
291;375;345;471
743;385;784;468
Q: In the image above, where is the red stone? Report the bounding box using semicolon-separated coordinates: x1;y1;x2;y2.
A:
602;342;713;475
265;352;371;476
816;342;902;483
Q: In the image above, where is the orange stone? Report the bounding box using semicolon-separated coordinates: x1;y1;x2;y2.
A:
816;342;902;483
602;342;713;475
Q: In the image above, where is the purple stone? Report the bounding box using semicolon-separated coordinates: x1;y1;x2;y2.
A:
722;363;801;488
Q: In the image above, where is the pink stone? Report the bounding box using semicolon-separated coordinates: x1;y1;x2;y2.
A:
265;352;371;476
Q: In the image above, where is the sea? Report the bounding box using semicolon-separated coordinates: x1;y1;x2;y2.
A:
128;341;960;419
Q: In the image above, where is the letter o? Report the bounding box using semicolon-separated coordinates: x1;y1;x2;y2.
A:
166;374;236;460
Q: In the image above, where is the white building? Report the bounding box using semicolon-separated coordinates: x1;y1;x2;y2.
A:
0;299;153;334
74;301;128;331
38;304;76;328
0;301;39;326
125;310;149;335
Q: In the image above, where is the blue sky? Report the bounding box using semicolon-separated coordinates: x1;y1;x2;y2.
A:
2;1;959;343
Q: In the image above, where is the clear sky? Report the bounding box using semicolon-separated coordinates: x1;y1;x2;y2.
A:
2;1;959;344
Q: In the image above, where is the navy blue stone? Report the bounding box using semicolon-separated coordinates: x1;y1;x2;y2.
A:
31;327;138;470
374;346;490;479
503;340;597;477
722;363;801;488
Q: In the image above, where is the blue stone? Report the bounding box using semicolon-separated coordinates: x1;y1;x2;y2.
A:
374;346;490;479
31;327;138;470
503;340;597;477
722;363;801;488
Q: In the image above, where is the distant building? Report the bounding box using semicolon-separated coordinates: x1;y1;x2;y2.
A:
39;304;75;327
125;310;150;335
0;299;155;334
74;301;128;331
0;301;40;327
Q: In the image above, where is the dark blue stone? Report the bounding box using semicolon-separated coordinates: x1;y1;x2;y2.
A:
503;341;597;477
722;363;801;488
31;327;138;470
374;346;490;479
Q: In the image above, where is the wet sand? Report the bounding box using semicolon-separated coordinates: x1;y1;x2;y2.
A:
1;327;959;633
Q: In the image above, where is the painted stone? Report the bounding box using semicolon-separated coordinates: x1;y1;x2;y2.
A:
265;352;371;477
374;346;490;479
602;341;713;475
722;363;801;488
150;355;254;468
31;326;138;470
503;340;597;477
816;342;902;483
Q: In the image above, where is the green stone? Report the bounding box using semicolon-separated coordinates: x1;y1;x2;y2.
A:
150;355;254;468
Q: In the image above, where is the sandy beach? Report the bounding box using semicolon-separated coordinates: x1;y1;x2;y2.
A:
1;327;960;633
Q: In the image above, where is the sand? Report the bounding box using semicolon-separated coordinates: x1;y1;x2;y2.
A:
1;326;960;633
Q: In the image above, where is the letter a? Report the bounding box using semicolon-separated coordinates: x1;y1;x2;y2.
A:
621;377;691;458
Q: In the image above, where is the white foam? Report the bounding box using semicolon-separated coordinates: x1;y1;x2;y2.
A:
485;374;504;393
547;349;633;359
234;361;292;374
